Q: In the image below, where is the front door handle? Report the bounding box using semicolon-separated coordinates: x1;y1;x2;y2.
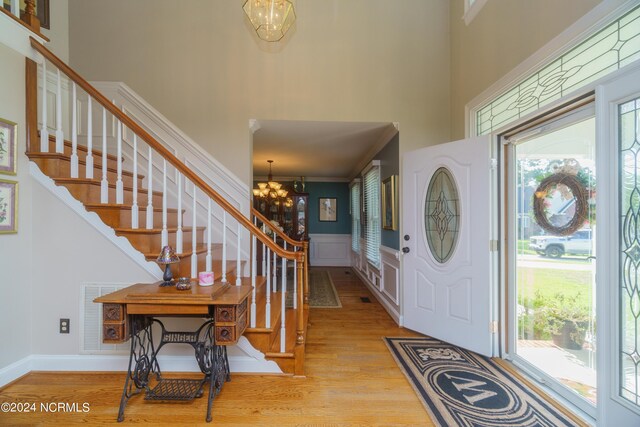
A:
402;247;410;254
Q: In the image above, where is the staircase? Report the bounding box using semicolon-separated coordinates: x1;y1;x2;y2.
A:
25;38;309;376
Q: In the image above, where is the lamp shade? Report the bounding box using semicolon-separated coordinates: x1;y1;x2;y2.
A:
156;245;180;264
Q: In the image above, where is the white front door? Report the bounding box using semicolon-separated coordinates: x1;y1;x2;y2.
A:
402;136;494;357
597;64;640;426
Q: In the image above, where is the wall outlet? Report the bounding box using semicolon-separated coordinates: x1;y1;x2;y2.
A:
59;318;70;334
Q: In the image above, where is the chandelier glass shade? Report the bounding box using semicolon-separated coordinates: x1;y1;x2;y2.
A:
253;161;293;207
242;0;296;42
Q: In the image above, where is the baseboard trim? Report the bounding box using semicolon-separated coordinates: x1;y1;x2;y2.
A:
352;267;403;326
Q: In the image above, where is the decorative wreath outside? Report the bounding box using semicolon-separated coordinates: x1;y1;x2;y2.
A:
532;172;589;236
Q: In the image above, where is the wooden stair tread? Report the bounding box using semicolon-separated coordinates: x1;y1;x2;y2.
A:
53;177;163;196
142;243;223;259
265;304;309;357
41;134;120;162
85;203;181;213
114;226;205;234
27;151;141;179
246;286;283;333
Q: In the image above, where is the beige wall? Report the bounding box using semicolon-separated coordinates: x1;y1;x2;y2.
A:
449;0;602;140
68;0;451;186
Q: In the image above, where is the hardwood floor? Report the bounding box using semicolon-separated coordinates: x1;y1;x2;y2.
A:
0;267;432;426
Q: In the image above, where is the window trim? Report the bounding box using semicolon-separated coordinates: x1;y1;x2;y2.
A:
350;179;361;253
363;161;381;269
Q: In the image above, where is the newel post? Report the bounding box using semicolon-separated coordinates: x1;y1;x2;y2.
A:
21;0;41;33
296;256;305;346
25;58;38;153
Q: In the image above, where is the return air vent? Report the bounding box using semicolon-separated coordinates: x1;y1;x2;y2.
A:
81;284;129;353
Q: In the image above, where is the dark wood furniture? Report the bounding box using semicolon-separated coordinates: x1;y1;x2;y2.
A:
254;190;309;240
94;281;251;423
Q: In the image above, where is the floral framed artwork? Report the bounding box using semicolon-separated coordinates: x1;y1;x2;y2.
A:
382;175;397;230
0;179;18;234
0;117;17;175
319;197;337;222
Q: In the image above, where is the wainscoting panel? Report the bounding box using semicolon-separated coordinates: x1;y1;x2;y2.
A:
309;234;351;267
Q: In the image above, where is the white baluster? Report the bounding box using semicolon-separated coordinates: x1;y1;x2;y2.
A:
262;239;266;274
39;59;49;152
115;120;123;204
251;234;257;328
131;135;139;229
10;0;18;18
222;212;227;283
70;82;78;178
85;96;93;179
191;184;198;279
266;245;271;329
161;159;168;247
280;255;286;353
206;199;212;272
146;147;153;229
100;107;108;204
272;234;277;291
55;69;63;153
236;222;242;286
293;248;298;310
282;241;287;297
176;173;183;253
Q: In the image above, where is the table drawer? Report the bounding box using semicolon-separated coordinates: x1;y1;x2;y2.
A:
102;303;129;344
215;308;248;345
214;297;248;323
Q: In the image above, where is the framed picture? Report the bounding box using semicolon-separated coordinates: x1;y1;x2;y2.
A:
0;179;18;234
382;175;397;230
319;197;337;222
2;0;50;29
0;117;17;175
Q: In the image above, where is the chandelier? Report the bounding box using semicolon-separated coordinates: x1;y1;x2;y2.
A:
253;160;293;207
242;0;296;42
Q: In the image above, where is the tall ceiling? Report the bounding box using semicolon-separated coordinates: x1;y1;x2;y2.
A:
252;120;396;181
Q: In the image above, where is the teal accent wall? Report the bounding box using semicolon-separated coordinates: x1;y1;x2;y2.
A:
306;182;351;234
377;134;400;250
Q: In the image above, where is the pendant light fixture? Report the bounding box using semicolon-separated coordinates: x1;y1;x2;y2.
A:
242;0;296;42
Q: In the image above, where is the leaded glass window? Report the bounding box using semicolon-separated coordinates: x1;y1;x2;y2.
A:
619;96;640;407
476;5;640;136
424;167;460;263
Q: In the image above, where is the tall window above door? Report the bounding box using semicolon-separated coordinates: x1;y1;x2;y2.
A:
475;4;640;136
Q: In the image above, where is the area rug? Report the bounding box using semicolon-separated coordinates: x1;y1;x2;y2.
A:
384;337;585;427
286;269;341;308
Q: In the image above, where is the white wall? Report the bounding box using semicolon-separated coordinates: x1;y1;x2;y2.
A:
0;43;32;369
68;0;452;187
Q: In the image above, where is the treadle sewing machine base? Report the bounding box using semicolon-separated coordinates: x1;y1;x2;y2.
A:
94;281;251;423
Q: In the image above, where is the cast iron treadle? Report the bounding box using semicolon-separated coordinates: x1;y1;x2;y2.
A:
145;378;204;401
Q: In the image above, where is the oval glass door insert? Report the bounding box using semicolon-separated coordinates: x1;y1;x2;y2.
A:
424;167;460;263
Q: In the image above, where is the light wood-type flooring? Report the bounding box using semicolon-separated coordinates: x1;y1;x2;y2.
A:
0;267;432;426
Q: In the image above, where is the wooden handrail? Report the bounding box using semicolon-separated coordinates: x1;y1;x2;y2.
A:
250;207;305;248
29;37;303;263
0;6;49;41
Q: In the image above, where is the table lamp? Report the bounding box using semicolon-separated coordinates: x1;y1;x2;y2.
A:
156;245;180;287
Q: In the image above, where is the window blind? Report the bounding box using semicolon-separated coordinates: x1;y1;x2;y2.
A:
364;166;380;267
350;182;361;253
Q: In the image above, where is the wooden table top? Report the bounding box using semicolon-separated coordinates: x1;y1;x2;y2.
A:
94;281;252;306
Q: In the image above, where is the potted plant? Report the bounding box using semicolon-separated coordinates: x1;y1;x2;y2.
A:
540;293;590;350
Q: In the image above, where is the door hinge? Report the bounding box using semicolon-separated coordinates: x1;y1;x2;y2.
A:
490;321;499;334
489;240;499;252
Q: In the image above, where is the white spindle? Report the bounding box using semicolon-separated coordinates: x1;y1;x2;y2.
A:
131;135;139;229
10;0;18;18
280;255;286;352
191;184;198;279
262;239;266;274
55;69;63;153
100;107;108;203
265;245;271;329
272;234;277;291
70;82;78;178
39;60;49;152
282;241;287;297
293;248;298;309
222;212;227;283
146;147;153;229
251;234;257;328
236;223;242;286
115;120;123;204
176;173;183;253
206;199;212;272
85;96;93;179
161;159;168;247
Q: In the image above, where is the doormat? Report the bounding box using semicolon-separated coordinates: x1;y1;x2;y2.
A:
286;269;341;308
384;337;586;427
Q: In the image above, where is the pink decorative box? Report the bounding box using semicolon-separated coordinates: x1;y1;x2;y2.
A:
198;271;214;286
